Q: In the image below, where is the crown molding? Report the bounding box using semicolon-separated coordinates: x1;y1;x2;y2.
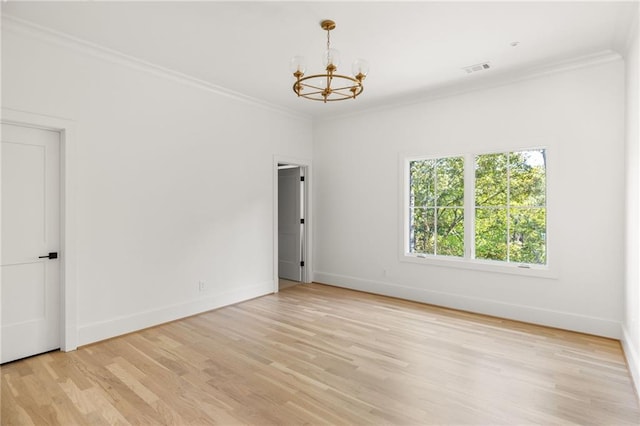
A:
317;49;623;124
613;0;640;57
1;14;311;122
622;3;640;55
611;1;638;56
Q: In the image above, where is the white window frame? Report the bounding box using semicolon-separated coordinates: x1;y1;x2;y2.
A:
406;154;466;259
400;148;555;278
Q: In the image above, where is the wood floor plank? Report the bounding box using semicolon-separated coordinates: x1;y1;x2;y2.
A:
2;283;639;425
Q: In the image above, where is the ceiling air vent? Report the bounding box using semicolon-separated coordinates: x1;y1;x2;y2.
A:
462;62;491;74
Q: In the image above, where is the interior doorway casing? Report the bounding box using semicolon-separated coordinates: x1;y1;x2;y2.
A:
1;108;78;353
273;156;312;293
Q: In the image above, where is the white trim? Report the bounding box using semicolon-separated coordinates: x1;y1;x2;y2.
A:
401;152;466;260
400;254;557;279
1;107;78;352
1;14;309;121
620;2;639;56
78;280;273;346
464;152;476;260
314;271;621;339
273;155;313;292
621;325;640;401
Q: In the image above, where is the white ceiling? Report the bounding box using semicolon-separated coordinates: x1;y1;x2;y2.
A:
2;1;637;119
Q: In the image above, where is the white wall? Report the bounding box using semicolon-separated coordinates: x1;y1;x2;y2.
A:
623;10;640;394
1;21;312;345
313;59;625;338
1;12;632;355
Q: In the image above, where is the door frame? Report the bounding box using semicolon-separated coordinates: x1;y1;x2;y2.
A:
1;107;78;353
273;155;312;292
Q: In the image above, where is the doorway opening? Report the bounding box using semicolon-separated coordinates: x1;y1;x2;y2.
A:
274;158;311;292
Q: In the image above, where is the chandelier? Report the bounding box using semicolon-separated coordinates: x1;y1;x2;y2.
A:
290;20;369;103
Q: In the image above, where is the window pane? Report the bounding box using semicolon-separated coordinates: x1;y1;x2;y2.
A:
475;153;508;206
410;207;435;254
475;208;507;261
437;208;464;257
410;160;435;207
509;208;546;264
437;157;464;207
509;150;546;207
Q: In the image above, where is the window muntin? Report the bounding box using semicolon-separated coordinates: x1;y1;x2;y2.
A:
475;150;546;265
409;156;464;257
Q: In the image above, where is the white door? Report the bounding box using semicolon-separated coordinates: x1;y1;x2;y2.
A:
1;123;60;363
278;167;302;281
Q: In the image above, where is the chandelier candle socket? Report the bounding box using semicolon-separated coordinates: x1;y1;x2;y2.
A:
290;19;369;103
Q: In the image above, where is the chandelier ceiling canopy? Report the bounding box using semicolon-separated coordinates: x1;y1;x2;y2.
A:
290;20;369;103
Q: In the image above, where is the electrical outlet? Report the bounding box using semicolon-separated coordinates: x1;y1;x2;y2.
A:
198;281;206;292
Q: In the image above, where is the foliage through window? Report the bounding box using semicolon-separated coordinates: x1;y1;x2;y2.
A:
407;149;547;266
475;150;546;264
409;157;464;257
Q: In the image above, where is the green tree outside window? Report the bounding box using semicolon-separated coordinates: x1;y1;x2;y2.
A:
409;157;464;257
475;150;546;264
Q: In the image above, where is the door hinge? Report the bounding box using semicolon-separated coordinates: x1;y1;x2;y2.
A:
300;218;305;224
300;261;305;267
300;176;305;182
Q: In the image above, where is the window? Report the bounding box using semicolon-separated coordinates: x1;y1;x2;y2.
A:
405;149;547;268
409;156;464;257
475;150;546;265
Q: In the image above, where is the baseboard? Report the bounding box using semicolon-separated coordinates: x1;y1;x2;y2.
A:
622;325;640;399
78;280;274;346
313;272;621;339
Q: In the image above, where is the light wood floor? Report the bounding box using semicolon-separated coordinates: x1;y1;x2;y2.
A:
278;278;300;291
2;283;639;425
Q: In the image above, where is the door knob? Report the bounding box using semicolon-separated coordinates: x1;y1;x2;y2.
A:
38;252;58;259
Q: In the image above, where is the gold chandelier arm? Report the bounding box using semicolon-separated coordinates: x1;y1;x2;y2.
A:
332;88;364;99
299;91;362;101
299;82;326;91
299;89;326;97
330;84;362;92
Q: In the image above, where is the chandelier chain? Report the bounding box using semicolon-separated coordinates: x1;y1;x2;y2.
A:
326;26;331;64
327;27;330;50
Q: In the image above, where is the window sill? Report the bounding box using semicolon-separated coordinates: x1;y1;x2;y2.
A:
401;253;558;279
